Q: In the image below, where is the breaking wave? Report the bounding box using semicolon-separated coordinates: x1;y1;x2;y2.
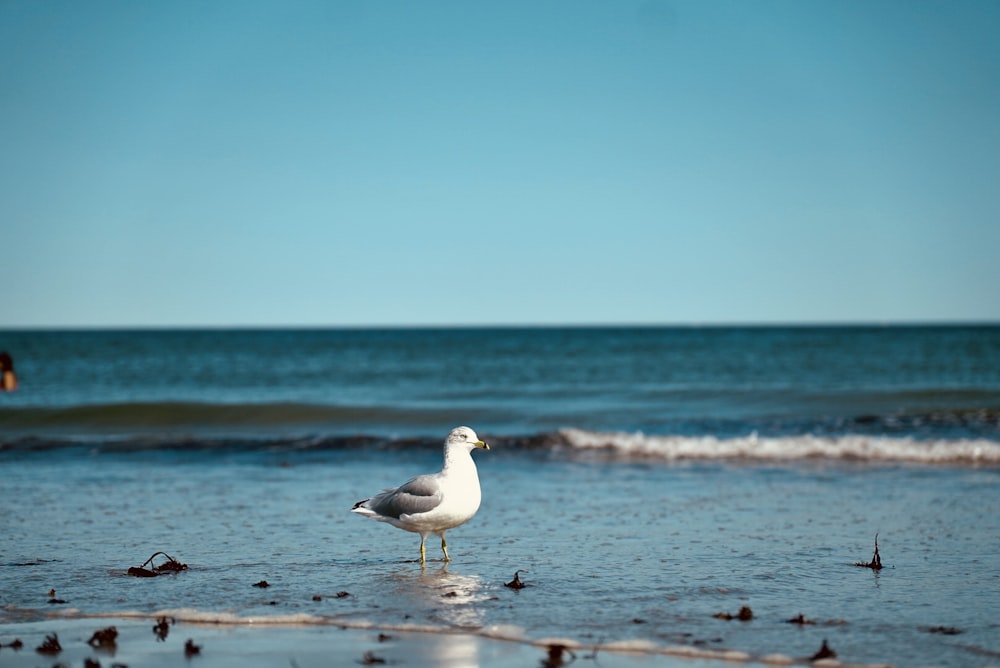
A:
1;400;998;466
548;428;1000;465
2;427;998;466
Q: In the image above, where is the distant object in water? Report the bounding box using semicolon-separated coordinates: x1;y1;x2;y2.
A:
0;351;17;392
351;426;491;563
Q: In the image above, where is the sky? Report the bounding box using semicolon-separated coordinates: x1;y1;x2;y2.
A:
2;0;999;327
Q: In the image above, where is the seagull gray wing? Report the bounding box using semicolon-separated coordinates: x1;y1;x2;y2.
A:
368;475;443;518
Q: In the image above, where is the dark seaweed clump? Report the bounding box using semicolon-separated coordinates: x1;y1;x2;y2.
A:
127;551;188;577
713;605;753;621
184;639;202;657
87;626;118;650
810;639;837;661
153;617;173;642
360;650;386;664
504;570;527;590
855;534;883;570
35;632;62;655
924;626;963;635
541;643;575;667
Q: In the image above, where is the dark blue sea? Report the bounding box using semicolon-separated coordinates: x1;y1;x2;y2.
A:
1;326;999;667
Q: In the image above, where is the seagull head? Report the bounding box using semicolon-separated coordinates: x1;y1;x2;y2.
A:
446;426;491;452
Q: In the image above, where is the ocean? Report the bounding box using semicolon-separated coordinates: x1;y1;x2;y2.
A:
1;326;999;667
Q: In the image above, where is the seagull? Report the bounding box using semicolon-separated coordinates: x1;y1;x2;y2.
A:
352;426;491;563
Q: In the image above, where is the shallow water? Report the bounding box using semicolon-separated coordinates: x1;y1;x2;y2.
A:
3;446;998;667
2;326;999;666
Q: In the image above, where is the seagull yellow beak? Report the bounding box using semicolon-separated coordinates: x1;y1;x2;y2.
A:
476;440;491;450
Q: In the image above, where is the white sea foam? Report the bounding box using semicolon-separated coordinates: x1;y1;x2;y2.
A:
79;608;328;626
532;636;584;649
479;624;526;640
596;638;661;653
557;428;1000;465
9;607;916;667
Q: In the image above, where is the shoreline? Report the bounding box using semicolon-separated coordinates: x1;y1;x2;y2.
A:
0;613;893;668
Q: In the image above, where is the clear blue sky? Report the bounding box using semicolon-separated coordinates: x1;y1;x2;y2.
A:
3;0;998;327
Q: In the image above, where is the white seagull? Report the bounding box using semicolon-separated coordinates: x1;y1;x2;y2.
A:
352;426;491;563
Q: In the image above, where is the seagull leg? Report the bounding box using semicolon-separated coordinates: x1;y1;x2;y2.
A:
440;533;450;562
419;534;427;563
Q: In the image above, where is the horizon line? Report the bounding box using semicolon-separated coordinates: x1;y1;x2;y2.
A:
2;319;999;332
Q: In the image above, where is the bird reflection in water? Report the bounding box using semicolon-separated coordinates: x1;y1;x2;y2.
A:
388;565;488;630
381;566;487;667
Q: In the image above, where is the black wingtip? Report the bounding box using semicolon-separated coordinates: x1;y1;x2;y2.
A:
352;499;369;510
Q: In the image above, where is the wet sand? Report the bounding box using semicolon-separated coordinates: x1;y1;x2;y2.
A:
0;616;813;668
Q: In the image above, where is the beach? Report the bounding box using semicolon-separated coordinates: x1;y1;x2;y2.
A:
5;0;1000;662
2;327;999;666
3;445;998;667
0;616;795;668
